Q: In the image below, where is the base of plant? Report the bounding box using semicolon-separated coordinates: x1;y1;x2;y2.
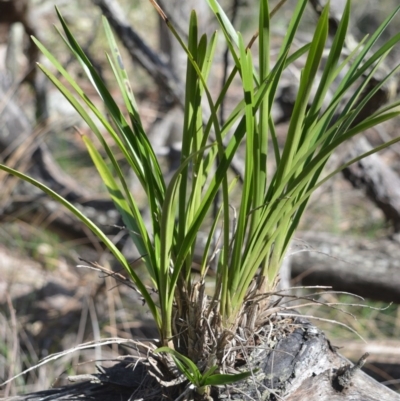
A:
10;313;399;401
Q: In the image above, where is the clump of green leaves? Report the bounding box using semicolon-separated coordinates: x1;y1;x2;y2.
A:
155;347;253;395
1;0;400;375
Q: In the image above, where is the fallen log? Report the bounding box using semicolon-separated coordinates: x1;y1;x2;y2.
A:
291;231;400;303
343;137;400;232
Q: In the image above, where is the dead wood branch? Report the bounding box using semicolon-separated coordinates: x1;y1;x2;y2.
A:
343;137;400;232
291;231;400;303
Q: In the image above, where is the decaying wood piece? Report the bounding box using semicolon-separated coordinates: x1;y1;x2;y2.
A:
333;339;400;392
291;231;400;303
2;358;170;401
335;339;400;365
243;317;398;401
343;137;400;232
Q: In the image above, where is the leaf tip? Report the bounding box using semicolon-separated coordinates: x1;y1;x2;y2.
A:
74;126;84;138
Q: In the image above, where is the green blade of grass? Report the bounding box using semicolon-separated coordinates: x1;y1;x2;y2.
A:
82;135;157;280
227;34;256;305
275;2;329;187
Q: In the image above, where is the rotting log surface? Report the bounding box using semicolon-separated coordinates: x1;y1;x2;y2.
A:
3;317;399;401
291;231;400;303
343;137;400;232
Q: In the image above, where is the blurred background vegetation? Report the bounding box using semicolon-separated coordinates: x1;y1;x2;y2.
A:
1;0;400;397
